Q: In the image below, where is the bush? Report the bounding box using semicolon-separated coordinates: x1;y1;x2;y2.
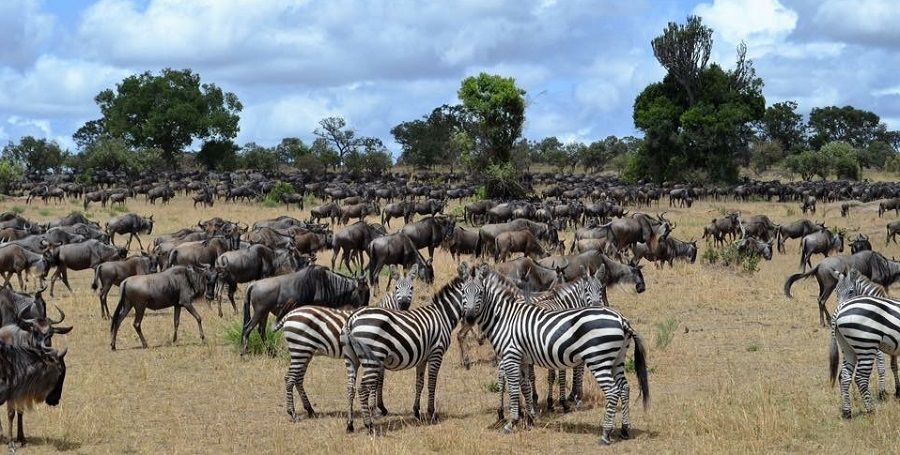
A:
887;155;900;175
704;242;760;273
0;160;23;195
483;162;525;199
265;181;295;206
223;320;285;356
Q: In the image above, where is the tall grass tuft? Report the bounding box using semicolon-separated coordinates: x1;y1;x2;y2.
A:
655;318;678;350
223;320;286;357
10;206;24;214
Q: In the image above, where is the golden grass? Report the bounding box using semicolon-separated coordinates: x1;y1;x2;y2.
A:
8;193;900;454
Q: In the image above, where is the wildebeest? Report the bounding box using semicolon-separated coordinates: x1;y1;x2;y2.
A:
631;237;698;267
192;190;215;208
799;230;843;271
879;198;900;217
212;245;302;317
538;250;647;302
588;213;672;253
441;227;479;261
330;222;386;273
736;237;774;261
110;265;211;350
244;227;295;250
310;202;340;225
48;240;127;296
464;200;497;225
339;202;379;225
168;237;233;269
849;234;872;254
740;215;779;242
106;213;154;250
82;189;108;210
494;229;549;262
91;254;160;319
785;250;900;326
701;213;741;247
293;231;332;256
147;185;175;204
410;199;445;218
801;196;817;215
476;219;556;259
776;219;824;253
280;192;305;210
887;221;900;245
496;257;566;293
366;233;435;289
241;266;370;355
381;201;411;227
0;244;50;290
400;216;455;259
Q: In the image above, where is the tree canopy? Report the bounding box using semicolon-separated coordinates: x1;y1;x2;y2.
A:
1;136;67;174
759;101;806;153
76;68;242;169
458;73;526;165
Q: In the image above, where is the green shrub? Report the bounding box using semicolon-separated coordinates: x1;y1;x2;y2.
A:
37;209;51;217
704;242;760;273
223;320;285;357
483;381;500;393
655;318;678;349
265;181;295;206
701;241;720;264
474;186;488;201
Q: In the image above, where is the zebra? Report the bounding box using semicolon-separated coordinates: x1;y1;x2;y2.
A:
462;267;649;445
829;268;900;418
274;269;417;422
340;262;473;433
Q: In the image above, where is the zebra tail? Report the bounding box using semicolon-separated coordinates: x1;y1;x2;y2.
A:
631;331;650;410
829;330;839;388
783;265;818;298
341;316;379;363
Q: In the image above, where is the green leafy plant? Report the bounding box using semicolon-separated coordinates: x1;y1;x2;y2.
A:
223;320;284;357
655;318;678;349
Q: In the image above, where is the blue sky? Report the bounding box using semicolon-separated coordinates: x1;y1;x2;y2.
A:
1;0;898;155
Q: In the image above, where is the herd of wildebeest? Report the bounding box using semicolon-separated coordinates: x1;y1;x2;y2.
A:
3;169;900;448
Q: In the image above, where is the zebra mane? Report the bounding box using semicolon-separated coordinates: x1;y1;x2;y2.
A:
836;267;886;304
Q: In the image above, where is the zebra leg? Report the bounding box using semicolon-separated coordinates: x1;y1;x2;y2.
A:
589;364;620;445
616;365;631;439
520;365;535;428
426;355;444;423
876;351;887;400
344;358;358;433
569;363;585;406
360;365;381;433
297;355;316;418
527;366;538;412
500;357;522;433
456;325;471;369
376;369;388;417
412;363;426;420
854;355;876;414
494;368;506;425
558;369;570;413
546;369;556;412
284;353;304;421
892;355;900;398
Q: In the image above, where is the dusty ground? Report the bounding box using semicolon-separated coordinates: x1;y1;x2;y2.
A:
7;193;900;454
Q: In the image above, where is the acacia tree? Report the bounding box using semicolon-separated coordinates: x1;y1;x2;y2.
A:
76;68;242;170
808;105;891;150
313;117;357;167
632;16;765;183
391;105;466;169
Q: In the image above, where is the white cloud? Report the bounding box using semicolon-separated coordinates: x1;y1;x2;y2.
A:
814;0;900;48
0;0;56;69
694;0;798;58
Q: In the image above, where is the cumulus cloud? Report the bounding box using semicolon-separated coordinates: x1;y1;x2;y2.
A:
813;0;900;48
695;0;798;57
0;0;55;70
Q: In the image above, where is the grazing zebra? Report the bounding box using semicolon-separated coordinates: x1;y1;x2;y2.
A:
274;272;417;421
830;269;900;418
463;267;649;445
341;263;472;433
525;265;607;412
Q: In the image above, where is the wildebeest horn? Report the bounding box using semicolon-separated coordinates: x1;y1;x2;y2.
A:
48;305;65;325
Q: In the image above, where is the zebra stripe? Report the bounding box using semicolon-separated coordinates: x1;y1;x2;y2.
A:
341;268;469;433
378;266;417;311
463;268;648;445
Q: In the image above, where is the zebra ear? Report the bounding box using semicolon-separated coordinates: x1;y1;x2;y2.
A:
457;262;470;279
408;263;418;280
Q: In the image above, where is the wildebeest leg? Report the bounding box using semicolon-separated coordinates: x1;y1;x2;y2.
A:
100;284;112;319
15;412;23;444
0;272;10;288
817;280;837;327
133;305;149;348
125;233;133;250
134;234;145;251
226;280;238;315
172;305;182;343
183;302;205;343
6;407;14;453
15;272;23;291
892;356;900;398
59;266;73;294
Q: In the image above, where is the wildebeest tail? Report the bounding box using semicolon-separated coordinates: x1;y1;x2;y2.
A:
783;265;818;298
242;283;254;332
90;265;100;291
110;281;130;333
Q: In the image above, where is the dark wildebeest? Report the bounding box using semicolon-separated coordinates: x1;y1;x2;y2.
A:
241;266;370;355
244;227;294;250
280;192;305;210
47;212;95;229
48;240;127;296
849;234;872;254
589;213;672;253
168;237;233;269
211;245;302;317
801;196;817;215
253;216;308;231
701;213;741;247
496;257;566;293
879;198;900;217
106;213;154;250
91;254;160;319
49;223;107;243
441;227;479;261
464;200;497;225
366;233;435;289
400;216;455;259
110;265;211;350
411;199;445;218
631;237;698;267
0;244;50;290
539;250;647;302
82;190;108;210
381;201;412;227
338;202;379;226
736;237;774;261
192;190;214;208
310;202;340;225
776;219;825;253
476;219;556;259
330;222;386;273
494;229;549;262
573;237;620;257
887;221;900;245
799;230;843;271
740;215;779;242
293;231;332;256
147;185;175;204
785;250;900;326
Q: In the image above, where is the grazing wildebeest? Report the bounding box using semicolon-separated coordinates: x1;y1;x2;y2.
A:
366;233;435;289
441;227;479;260
0;244;50;291
879;198;900;217
849;234;872;254
400;216;455;259
494;229;549;262
539;250;647;302
47;212;95;229
799;230;843;271
330;222;386;273
109;191;131;207
464;200;497;225
280;192;305;210
192;190;214;208
887;221;900;245
573;237;620;257
701;213;741;247
110;265;211;350
91;254;160;319
48;240;127;296
168;237;233;269
310;202;340;225
801;196;817;215
338;202;379;226
0;340;68;452
410;199;445;218
736;237;774;261
589;213;672;253
785;250;900;326
740;214;779;242
106;213;154;250
496;257;566;293
253;216;309;231
776;219;825;253
241;266;370;355
212;245;302;317
49;223;107;243
0;226;40;243
381;201;412;227
476;219;556;259
82;190;108;210
293;231;332;256
631;237;698;267
244;227;295;250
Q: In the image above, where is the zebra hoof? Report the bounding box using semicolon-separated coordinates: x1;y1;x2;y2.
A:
600;429;612;445
620;425;631;440
377;405;389;417
502;422;514;434
306;409;317;419
878;390;888;401
413;409;421;420
841;410;851;420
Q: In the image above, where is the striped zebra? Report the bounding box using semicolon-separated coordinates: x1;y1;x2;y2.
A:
341;263;473;433
525;265;607;412
273;271;417;421
830;268;900;418
463;267;649;445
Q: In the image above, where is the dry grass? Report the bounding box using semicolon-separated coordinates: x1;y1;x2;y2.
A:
8;194;900;454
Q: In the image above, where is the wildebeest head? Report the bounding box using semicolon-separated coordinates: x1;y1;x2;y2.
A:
629;264;646;293
850;234;872;254
144;215;154;235
419;258;435;284
350;276;370;308
203;267;219;300
19;302;72;347
687;241;698;264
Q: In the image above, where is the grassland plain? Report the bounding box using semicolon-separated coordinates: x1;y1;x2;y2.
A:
7;194;900;455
